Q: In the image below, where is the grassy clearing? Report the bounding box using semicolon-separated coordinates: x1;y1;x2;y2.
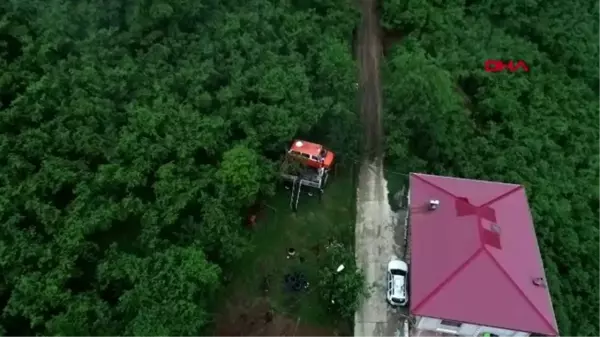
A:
227;168;356;332
384;167;408;212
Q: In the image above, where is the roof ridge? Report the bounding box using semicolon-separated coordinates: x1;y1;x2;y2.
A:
479;185;523;208
412;247;484;313
412;173;458;199
482;249;558;335
414;173;521;186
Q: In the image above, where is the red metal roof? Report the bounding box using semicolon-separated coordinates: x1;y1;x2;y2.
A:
408;173;558;336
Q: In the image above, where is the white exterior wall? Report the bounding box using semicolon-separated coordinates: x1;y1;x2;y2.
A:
414;316;531;337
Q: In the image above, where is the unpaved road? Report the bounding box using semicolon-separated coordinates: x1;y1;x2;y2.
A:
356;0;382;158
354;0;409;335
354;161;406;337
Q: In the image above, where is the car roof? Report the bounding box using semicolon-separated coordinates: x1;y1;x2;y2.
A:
388;259;408;271
392;275;406;299
290;140;323;157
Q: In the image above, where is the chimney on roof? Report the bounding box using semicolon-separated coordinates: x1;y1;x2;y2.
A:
428;199;440;211
532;277;547;288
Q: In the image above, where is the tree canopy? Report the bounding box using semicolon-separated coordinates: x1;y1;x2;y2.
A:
317;241;367;324
0;0;359;334
381;0;599;335
1;0;597;334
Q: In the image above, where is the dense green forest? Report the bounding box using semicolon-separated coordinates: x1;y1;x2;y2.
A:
0;0;359;334
1;0;598;334
381;0;599;335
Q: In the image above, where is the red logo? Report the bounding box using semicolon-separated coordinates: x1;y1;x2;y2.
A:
484;60;530;73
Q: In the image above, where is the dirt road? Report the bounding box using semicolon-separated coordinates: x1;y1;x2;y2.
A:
356;0;382;158
354;0;409;335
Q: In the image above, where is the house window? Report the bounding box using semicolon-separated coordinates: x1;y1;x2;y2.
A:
440;319;462;328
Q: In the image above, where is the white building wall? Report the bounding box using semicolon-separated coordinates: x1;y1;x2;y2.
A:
512;332;529;337
416;316;440;331
414;316;531;337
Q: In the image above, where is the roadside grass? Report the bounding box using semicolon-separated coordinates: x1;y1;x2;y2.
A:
384;166;408;212
227;169;356;332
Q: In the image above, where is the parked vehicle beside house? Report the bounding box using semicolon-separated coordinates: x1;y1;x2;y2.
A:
386;258;408;307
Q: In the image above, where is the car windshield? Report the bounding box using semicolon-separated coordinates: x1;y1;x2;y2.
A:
390;269;407;276
391;298;402;304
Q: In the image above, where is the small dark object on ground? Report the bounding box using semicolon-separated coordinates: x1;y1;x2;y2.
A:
287;248;296;259
245;200;265;228
261;276;270;294
264;311;273;323
283;271;309;293
299;256;305;263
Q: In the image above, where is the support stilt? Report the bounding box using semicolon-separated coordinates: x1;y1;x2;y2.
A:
294;181;302;211
289;178;297;210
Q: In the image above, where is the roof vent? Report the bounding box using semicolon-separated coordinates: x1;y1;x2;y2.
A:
532;277;547;288
429;199;440;210
295;141;304;147
490;223;501;234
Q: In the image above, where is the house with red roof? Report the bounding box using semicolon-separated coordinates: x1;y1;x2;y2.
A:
407;173;559;337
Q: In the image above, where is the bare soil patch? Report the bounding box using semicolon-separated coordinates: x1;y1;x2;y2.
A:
215;297;336;336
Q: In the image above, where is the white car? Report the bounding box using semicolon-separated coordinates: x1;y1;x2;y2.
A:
386;258;408;306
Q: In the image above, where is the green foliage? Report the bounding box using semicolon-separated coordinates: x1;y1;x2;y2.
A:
381;0;599;335
317;241;367;323
97;246;221;336
0;0;359;334
217;145;272;206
